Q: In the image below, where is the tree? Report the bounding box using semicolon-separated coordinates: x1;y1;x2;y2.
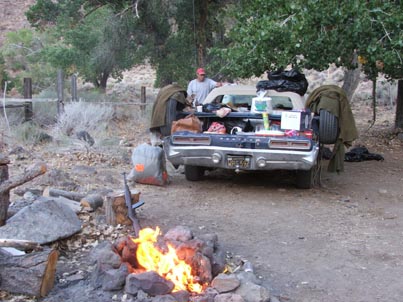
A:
26;0;142;90
216;0;403;125
1;29;56;93
26;0;231;89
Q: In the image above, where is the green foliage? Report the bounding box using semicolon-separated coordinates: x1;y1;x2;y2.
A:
24;0;233;90
1;29;57;93
26;1;142;89
215;0;403;82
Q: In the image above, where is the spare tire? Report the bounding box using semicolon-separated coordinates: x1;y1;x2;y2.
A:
159;98;184;137
319;109;339;144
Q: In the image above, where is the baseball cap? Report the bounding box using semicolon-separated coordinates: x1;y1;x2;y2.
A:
196;68;206;75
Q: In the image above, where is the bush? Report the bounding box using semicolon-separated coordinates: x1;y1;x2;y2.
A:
53;101;114;138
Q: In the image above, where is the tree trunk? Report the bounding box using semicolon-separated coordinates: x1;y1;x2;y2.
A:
99;71;109;91
395;79;403;129
196;0;208;67
342;68;361;102
368;76;377;129
342;52;361;103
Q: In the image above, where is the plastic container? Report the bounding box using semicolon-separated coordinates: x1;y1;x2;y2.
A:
262;113;270;130
251;97;272;114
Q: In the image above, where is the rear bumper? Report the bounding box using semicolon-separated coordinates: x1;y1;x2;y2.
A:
164;138;319;171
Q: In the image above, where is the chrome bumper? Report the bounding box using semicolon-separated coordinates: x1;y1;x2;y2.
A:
164;140;319;171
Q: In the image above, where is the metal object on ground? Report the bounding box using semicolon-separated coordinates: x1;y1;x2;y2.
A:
122;172;142;236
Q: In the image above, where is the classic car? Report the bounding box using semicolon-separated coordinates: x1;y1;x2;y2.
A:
161;85;338;189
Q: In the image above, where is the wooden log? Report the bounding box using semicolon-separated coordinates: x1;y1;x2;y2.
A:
0;239;42;251
0;247;58;297
43;186;86;201
0;158;10;227
0;162;47;226
105;190;140;226
80;193;103;211
0;162;47;194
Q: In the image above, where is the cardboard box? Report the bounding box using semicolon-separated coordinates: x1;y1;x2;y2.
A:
280;111;311;131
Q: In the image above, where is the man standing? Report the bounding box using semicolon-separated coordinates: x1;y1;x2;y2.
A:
187;68;222;106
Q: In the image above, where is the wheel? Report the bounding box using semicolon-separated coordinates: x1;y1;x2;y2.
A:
160;98;184;137
318;109;339;144
184;165;204;181
296;161;321;189
296;168;315;189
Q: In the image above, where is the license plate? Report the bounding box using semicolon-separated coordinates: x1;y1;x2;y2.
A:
227;156;251;169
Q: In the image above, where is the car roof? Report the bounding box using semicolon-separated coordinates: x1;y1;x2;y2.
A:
203;85;257;104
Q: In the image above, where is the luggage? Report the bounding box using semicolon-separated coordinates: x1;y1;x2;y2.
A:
171;114;202;134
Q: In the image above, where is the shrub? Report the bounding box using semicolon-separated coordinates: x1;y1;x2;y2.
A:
53;101;114;138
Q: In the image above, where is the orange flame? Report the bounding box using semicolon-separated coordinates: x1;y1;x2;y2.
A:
131;227;203;293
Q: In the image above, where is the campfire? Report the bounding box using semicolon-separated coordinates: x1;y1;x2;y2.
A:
131;227;203;293
104;225;223;297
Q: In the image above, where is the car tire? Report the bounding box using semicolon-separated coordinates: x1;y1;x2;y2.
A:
296;166;317;189
160;98;182;137
318;109;339;144
184;165;204;181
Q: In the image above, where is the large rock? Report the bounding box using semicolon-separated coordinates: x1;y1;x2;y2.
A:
0;197;82;244
125;271;174;296
234;281;270;302
211;274;241;293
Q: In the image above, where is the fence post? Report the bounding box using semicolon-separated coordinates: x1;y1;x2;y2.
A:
141;86;146;113
71;74;78;102
57;69;64;116
23;78;33;121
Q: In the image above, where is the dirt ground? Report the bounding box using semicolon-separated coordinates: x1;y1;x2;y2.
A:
137;130;403;301
2;104;403;302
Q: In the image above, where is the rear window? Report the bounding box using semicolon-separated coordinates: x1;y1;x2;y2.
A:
221;94;294;111
222;95;255;106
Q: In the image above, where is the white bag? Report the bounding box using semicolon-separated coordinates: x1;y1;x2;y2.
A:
128;143;169;186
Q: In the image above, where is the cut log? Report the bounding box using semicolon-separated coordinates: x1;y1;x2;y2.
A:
0;247;58;297
0;239;42;251
105;190;140;226
43;187;86;201
80;193;104;211
0;161;47;226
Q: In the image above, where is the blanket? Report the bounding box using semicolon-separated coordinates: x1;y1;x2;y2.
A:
306;85;358;173
150;84;187;129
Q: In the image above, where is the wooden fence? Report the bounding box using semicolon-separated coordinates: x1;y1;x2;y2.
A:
1;75;152;122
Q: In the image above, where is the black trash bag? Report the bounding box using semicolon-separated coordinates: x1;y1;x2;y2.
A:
256;68;308;96
344;146;384;162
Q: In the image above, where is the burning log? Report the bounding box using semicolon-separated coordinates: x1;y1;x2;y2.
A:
0;157;47;226
0;247;58;297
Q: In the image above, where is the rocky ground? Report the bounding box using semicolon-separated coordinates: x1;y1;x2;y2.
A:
1;3;403;301
1;71;403;302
